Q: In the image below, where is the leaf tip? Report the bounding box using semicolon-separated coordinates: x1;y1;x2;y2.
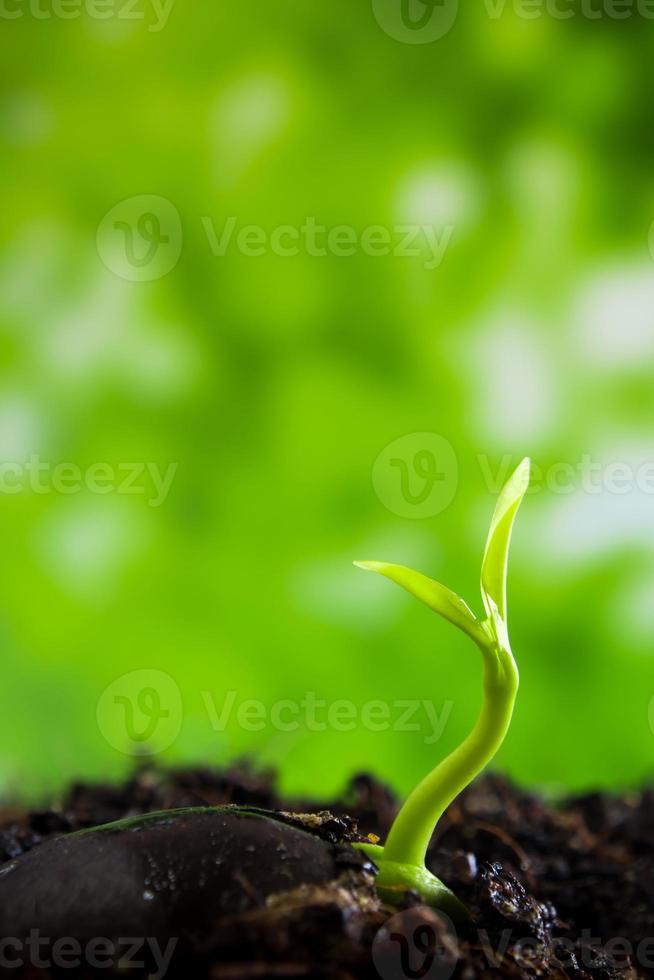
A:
353;560;382;573
515;456;531;488
503;457;531;508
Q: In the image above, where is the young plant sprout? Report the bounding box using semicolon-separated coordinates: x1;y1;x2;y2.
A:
0;458;529;950
353;457;530;915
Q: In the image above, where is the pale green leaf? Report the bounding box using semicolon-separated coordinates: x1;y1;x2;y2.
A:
354;560;481;642
480;457;530;622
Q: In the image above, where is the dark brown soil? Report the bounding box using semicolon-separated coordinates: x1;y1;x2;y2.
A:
1;764;652;979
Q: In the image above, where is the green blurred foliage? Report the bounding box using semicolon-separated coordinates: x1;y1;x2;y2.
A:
1;1;654;800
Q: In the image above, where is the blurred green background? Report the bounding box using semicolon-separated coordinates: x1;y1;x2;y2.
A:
1;1;653;801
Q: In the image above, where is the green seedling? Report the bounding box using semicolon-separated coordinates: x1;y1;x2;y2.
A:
353;457;530;916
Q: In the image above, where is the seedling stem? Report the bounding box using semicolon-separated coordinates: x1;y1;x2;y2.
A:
353;457;530;913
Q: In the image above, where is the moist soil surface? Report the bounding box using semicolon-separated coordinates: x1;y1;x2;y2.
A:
0;764;652;979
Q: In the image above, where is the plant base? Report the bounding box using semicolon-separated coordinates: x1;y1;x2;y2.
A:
353;842;469;922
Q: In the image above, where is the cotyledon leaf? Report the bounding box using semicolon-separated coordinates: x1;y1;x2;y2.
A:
353;560;482;644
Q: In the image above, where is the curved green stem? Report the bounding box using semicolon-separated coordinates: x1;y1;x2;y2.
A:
383;619;518;867
353;457;529;910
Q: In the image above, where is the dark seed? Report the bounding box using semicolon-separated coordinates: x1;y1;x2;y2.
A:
0;805;369;945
